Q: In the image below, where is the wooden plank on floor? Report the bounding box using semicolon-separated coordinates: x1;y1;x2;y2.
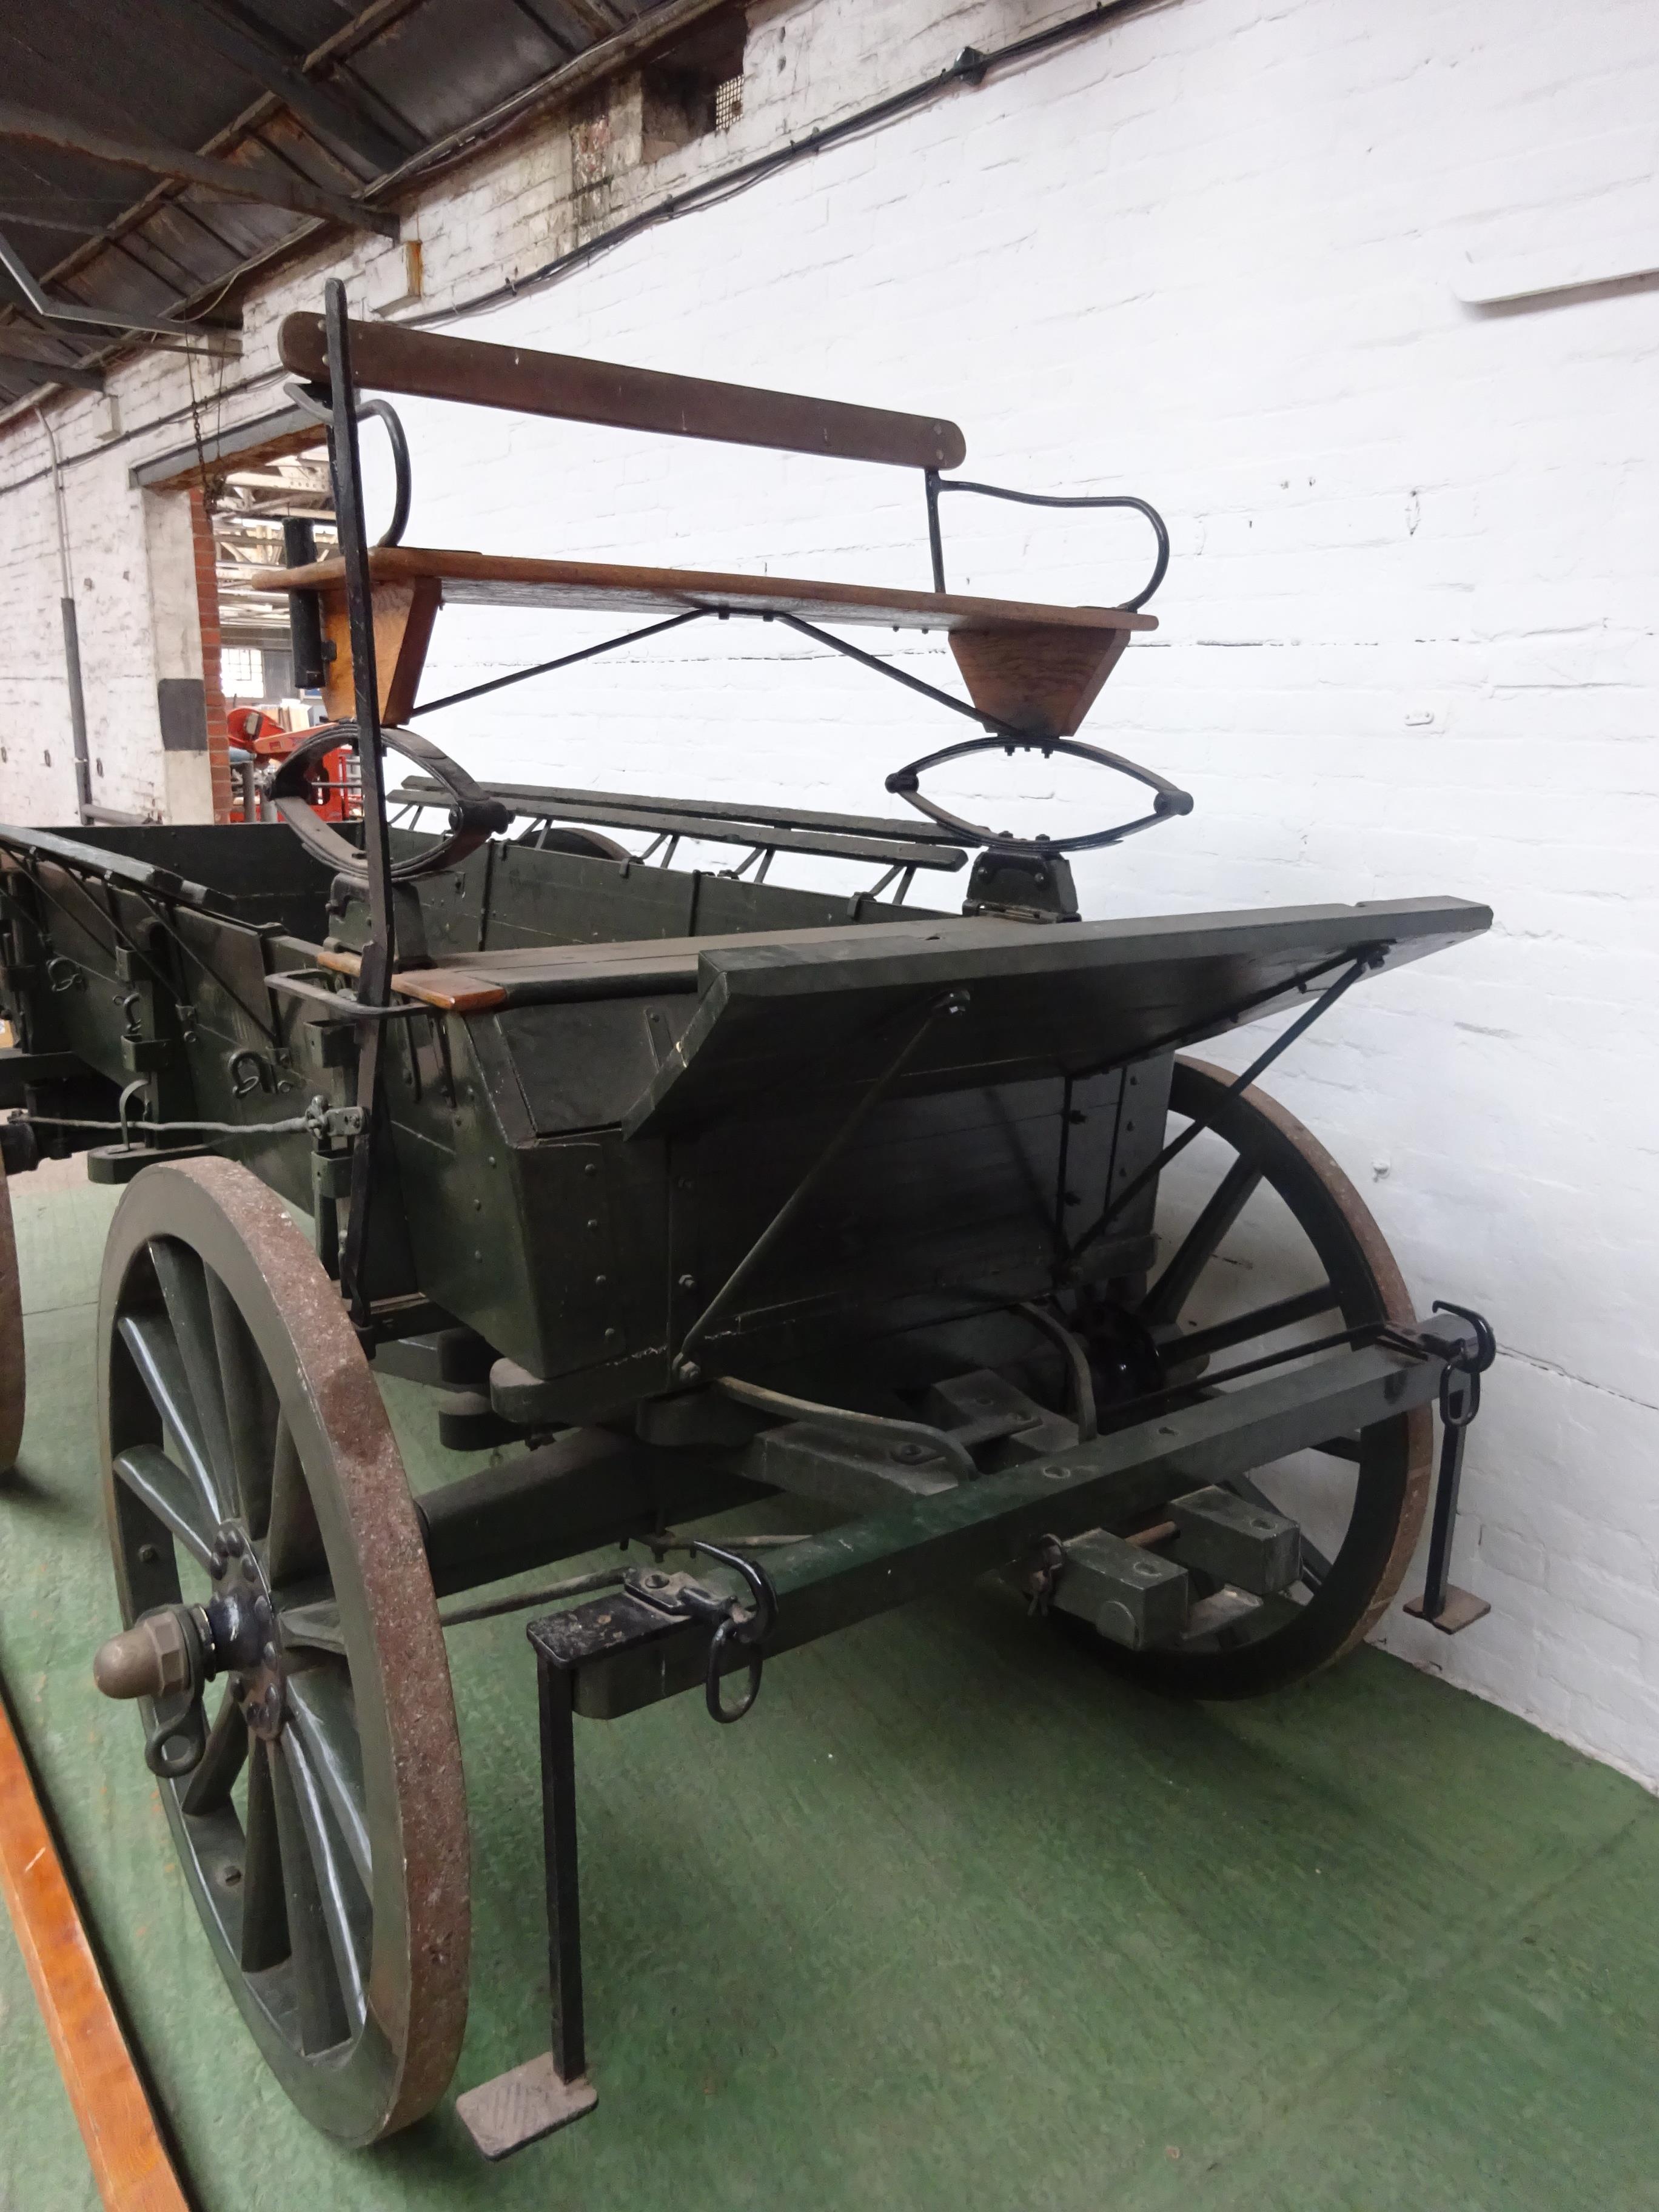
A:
0;1674;189;2212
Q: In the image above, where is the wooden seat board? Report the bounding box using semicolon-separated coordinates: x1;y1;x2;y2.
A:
251;545;1156;638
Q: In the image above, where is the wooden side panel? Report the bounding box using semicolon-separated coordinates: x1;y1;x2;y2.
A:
320;577;441;723
948;623;1131;737
0;1683;189;2211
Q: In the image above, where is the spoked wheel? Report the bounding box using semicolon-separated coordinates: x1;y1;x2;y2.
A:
95;1159;468;2143
1081;1055;1431;1698
0;1157;22;1473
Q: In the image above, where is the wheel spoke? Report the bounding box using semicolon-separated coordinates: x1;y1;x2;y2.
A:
1163;1281;1339;1367
205;1267;278;1538
269;1735;356;2051
264;1416;324;1588
117;1311;232;1533
240;1737;290;1973
112;1445;219;1570
279;1600;347;1657
181;1686;249;1817
149;1239;238;1518
278;1720;369;2032
284;1662;370;1890
1141;1156;1262;1327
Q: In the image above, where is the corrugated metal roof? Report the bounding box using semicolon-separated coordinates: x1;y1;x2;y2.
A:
0;0;699;406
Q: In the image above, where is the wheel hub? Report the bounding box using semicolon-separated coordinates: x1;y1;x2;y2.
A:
207;1523;284;1740
92;1518;286;1755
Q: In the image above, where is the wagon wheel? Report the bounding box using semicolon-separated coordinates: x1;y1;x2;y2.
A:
93;1159;468;2143
1079;1055;1431;1698
0;1156;22;1472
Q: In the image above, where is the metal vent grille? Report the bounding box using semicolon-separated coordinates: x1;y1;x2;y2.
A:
714;73;743;129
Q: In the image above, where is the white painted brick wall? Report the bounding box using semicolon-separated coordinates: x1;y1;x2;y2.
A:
2;0;1657;1780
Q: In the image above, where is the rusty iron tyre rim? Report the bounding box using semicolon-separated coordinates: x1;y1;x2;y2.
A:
1078;1055;1430;1699
0;1157;22;1473
97;1158;469;2143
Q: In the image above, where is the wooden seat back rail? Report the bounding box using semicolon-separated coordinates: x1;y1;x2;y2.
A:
279;314;965;473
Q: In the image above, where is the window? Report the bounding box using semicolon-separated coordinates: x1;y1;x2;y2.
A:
221;646;262;696
642;16;746;159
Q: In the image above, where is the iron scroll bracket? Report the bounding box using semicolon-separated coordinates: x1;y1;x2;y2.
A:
283;377;412;548
923;473;1170;611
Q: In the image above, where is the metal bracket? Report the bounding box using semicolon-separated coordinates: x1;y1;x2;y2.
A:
1404;1302;1497;1632
625;1542;777;1723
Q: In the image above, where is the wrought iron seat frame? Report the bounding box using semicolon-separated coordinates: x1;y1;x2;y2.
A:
254;306;1182;898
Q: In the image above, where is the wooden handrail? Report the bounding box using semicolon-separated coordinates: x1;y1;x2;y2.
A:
278;313;966;471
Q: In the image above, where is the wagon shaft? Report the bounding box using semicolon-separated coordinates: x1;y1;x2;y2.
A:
534;1313;1476;1720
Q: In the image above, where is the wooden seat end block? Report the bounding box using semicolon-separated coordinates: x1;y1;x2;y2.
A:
390;969;511;1013
948;622;1134;738
318;576;441;725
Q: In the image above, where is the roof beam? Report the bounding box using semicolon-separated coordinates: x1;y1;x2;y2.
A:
0;227;233;342
0;206;119;236
0;102;400;239
142;0;420;177
0;345;104;391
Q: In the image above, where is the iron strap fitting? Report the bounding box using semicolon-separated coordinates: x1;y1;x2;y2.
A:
304;1096;366;1142
625;1540;779;1724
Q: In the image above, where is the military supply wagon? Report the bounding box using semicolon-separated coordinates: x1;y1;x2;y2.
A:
0;284;1494;2155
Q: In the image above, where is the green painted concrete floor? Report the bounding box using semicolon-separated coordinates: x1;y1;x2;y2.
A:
2;1170;1656;2212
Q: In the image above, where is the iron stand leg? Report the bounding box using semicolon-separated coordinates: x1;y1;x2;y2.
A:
454;1652;598;2159
1405;1302;1496;1635
1417;1409;1470;1622
540;1658;586;2083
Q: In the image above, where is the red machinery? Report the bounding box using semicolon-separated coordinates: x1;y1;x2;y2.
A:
226;707;358;823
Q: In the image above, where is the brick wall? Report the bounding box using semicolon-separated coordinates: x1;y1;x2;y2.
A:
1;0;1656;1782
